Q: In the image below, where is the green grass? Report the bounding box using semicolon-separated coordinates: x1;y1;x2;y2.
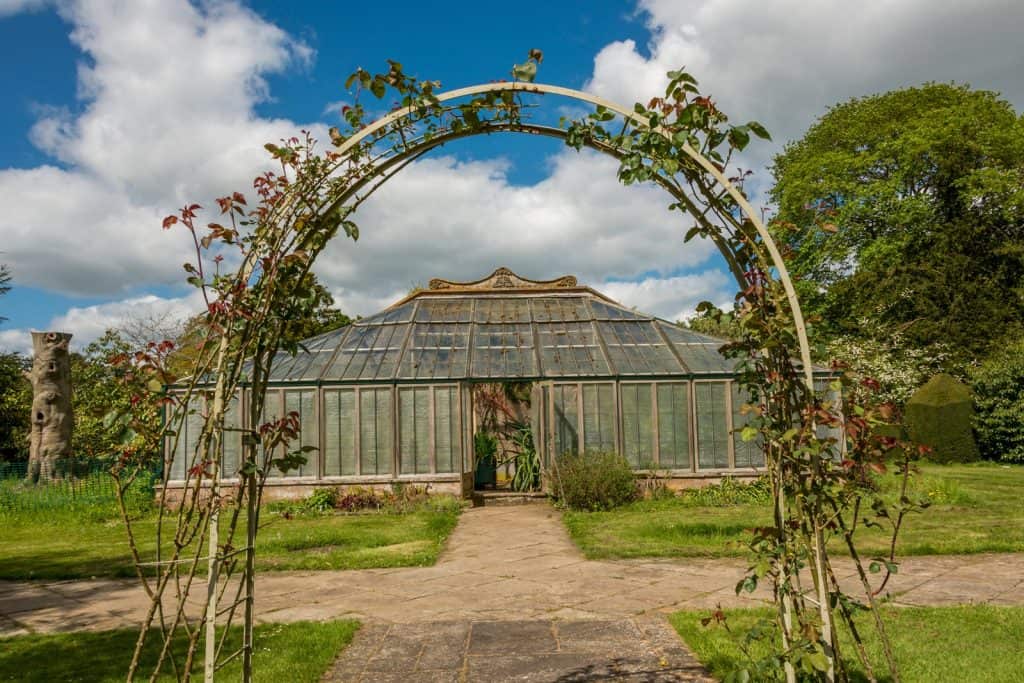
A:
0;498;462;580
565;463;1024;560
0;620;358;682
671;605;1024;682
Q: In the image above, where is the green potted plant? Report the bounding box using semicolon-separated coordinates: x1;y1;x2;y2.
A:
474;431;498;490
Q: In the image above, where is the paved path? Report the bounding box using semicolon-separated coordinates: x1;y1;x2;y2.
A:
321;619;713;682
1;504;1023;680
1;504;1022;636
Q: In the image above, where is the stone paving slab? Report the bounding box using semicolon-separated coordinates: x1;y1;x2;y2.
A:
322;618;714;682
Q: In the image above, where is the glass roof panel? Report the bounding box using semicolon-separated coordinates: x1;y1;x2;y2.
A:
588;299;649;321
657;322;728;345
356;301;416;326
285;327;350;380
397;323;471;379
473;298;533;324
414;299;473;323
471;322;536;378
675;343;736;373
268;329;336;381
530;297;589;323
318;321;409;381
655;322;734;373
597;321;684;375
226;292;762;387
536;321;609;376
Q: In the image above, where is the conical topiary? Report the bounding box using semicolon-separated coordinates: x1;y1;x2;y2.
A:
904;373;980;463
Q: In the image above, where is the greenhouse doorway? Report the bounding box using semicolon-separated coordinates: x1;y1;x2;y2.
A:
471;382;542;493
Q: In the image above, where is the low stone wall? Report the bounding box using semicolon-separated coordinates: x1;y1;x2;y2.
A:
159;470;754;505
159;472;473;506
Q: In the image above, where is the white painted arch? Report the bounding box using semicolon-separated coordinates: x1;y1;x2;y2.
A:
333;81;814;387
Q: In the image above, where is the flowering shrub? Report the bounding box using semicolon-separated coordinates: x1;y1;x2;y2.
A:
826;319;951;406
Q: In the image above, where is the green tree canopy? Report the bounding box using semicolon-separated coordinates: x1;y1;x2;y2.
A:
770;83;1024;366
0;352;30;461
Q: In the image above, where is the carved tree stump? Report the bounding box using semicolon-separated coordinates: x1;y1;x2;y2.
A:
26;331;73;483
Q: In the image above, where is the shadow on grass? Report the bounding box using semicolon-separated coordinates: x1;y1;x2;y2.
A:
0;620;359;682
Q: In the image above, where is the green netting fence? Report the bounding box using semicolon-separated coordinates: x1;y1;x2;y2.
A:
0;458;158;518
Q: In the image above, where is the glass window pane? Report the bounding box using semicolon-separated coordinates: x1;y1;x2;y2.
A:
399;388;431;474
621;383;653;467
170;398;203;480
657;383;690;469
260;390;283;471
582;383;615;453
814;379;844;455
434;386;460;473
695;382;729;469
221;393;242;478
324;389;357;476
282;390;317;477
731;384;764;468
360;388;393;475
553;384;579;456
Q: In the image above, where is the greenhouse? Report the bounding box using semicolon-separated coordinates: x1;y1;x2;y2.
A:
167;268;833;498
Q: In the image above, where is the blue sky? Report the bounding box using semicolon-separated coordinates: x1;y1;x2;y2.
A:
1;0;1022;353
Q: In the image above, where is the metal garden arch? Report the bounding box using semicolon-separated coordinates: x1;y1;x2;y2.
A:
328;81;816;391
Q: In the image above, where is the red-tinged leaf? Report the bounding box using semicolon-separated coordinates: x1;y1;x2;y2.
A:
162;215;178;229
232;191;247;205
868;461;887;474
821;223;839;233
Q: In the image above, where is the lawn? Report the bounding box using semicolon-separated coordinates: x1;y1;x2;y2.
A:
0;619;358;682
565;463;1024;560
671;605;1024;682
0;497;462;580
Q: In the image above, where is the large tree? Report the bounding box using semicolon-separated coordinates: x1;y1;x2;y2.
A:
770;83;1024;367
0;265;31;462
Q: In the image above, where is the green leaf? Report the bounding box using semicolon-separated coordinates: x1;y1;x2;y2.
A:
512;61;537;83
869;561;881;573
728;126;751;150
807;651;830;672
747;120;772;140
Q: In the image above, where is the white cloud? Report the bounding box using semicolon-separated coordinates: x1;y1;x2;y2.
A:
11;0;1022;351
0;0;50;17
312;149;725;317
600;270;732;323
0;289;205;354
588;0;1024;178
0;0;318;296
0;329;31;355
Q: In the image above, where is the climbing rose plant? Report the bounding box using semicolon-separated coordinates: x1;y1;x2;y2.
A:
107;53;922;682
